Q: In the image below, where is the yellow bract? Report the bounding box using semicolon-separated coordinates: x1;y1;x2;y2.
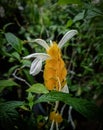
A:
50;111;63;123
43;42;67;91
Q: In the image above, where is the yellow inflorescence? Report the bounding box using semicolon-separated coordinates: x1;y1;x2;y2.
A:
44;42;67;91
50;111;63;123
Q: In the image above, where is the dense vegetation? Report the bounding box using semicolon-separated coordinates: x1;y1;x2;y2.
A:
0;0;103;130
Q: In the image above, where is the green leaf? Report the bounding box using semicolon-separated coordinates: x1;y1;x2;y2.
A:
73;10;85;22
86;8;102;19
0;101;24;129
5;32;22;53
66;19;73;28
0;79;19;92
22;69;34;84
35;91;100;120
27;92;35;109
27;83;49;94
11;52;21;61
58;0;82;5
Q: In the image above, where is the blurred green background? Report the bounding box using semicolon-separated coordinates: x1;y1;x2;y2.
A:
0;0;103;130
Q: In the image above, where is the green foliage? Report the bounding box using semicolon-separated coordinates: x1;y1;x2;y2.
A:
27;83;49;94
0;79;19;93
73;10;85;22
0;101;24;130
0;0;103;129
35;91;100;120
58;0;82;5
5;32;23;53
27;92;35;109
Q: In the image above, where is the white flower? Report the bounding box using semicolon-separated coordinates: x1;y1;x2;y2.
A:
23;30;78;76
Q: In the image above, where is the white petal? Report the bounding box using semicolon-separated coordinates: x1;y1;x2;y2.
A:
34;39;49;50
50;40;53;46
58;30;78;48
30;58;42;76
36;53;51;61
61;84;69;93
23;53;50;60
23;53;38;59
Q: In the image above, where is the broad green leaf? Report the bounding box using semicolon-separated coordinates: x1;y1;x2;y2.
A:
0;101;24;129
11;52;21;61
5;32;22;53
66;19;73;28
9;52;21;62
73;10;85;22
27;83;49;94
0;79;19;92
58;0;82;5
22;59;31;66
35;91;100;120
